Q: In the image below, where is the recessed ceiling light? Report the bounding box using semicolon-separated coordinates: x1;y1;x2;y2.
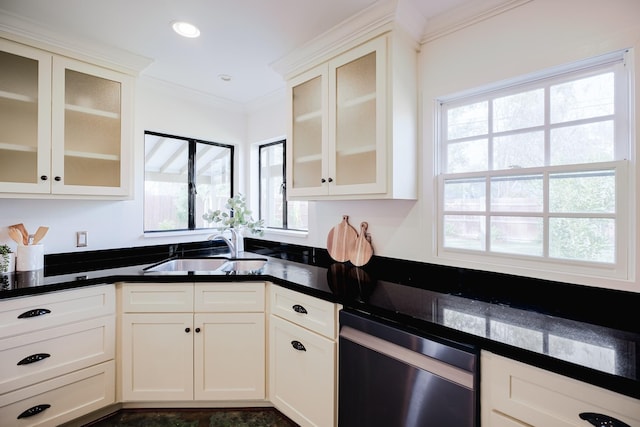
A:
172;21;200;38
218;74;232;82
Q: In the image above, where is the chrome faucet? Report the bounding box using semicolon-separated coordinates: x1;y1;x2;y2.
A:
208;228;239;258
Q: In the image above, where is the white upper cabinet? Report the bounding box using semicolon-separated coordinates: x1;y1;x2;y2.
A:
286;31;418;200
0;37;133;198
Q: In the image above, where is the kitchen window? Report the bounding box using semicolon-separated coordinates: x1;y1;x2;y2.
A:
437;49;633;280
144;131;233;232
259;140;308;231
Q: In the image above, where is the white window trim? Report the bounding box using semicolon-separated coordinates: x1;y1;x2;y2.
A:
434;49;636;290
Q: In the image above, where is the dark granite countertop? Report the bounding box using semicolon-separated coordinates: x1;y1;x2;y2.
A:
1;243;638;401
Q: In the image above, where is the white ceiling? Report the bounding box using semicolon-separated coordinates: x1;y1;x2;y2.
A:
0;0;475;106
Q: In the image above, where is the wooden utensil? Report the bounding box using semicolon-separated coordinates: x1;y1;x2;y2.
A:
8;227;24;246
327;215;358;262
32;226;49;245
350;222;374;267
9;223;28;245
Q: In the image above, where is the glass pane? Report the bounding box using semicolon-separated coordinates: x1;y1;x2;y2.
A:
144;135;189;231
493;131;544;170
195;142;232;228
64;70;121;187
447;101;488;140
443;215;486;250
549;170;615;213
490;216;543;256
491;175;543;212
493;88;544;132
260;143;284;228
446;138;488;173
287;200;308;230
550;72;614;124
550;121;614;165
549;217;615;263
0;51;39;183
444;178;485;211
335;52;376;186
291;76;322;189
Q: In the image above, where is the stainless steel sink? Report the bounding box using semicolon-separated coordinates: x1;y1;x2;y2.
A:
219;258;268;273
143;257;267;273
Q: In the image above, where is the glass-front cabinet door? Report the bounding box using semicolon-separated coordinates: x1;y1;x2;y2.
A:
328;36;386;196
287;65;328;197
0;39;52;194
287;36;387;199
52;57;132;196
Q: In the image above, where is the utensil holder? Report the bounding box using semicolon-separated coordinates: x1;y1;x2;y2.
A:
17;245;44;271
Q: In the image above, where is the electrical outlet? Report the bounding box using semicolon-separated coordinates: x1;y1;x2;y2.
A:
76;231;88;247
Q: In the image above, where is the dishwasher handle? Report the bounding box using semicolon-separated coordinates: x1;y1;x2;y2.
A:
340;325;474;390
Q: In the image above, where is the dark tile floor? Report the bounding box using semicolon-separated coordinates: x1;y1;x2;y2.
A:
83;408;299;427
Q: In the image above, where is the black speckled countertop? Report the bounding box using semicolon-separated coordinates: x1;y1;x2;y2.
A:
1;239;638;400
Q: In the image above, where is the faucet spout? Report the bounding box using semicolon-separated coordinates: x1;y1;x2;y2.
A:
208;232;237;258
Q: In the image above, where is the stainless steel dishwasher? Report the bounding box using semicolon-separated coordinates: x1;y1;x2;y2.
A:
339;309;478;427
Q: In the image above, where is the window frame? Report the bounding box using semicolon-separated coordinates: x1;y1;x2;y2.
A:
143;130;234;233
258;139;307;231
435;49;634;281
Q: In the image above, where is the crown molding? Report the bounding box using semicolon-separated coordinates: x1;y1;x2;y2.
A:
420;0;532;43
271;0;425;80
0;9;152;75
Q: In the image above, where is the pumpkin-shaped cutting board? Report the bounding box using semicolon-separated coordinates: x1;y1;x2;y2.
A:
327;215;358;262
350;222;374;267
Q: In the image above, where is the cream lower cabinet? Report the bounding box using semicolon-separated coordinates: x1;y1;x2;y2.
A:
119;282;265;402
481;351;640;427
268;284;340;427
0;285;116;427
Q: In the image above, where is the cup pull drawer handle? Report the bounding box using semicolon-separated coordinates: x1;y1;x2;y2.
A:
292;304;307;314
579;412;631;427
18;308;51;319
291;340;306;351
17;353;51;365
18;404;51;419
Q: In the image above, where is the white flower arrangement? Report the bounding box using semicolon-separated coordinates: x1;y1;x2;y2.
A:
202;193;264;236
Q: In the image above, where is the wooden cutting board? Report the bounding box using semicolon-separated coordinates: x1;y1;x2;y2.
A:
327;215;358;262
350;221;373;267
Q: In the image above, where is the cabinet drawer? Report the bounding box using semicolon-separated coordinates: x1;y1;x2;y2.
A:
269;285;336;338
269;315;335;427
0;285;115;339
120;283;193;312
0;360;115;427
0;315;115;393
195;282;265;312
482;352;640;427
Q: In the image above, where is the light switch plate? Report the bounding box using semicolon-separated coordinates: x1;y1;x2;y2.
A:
76;231;88;247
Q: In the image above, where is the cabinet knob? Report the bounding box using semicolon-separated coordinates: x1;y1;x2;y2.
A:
291;340;306;351
292;304;308;314
579;412;631;427
54;176;62;182
17;404;51;419
321;178;326;183
328;177;333;183
195;327;201;333
185;327;191;333
40;175;48;181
